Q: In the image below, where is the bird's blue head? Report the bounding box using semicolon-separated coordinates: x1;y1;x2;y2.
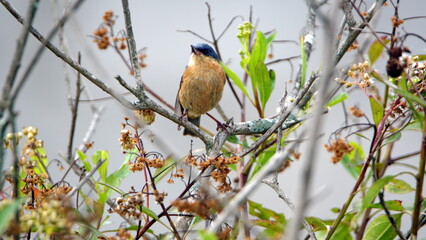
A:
191;43;220;62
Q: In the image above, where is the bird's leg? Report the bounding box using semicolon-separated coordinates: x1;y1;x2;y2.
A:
206;113;230;134
177;110;188;131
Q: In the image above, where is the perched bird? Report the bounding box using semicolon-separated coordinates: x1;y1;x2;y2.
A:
175;43;226;136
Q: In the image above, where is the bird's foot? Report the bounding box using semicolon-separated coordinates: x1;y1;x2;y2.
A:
216;121;231;134
177;115;188;131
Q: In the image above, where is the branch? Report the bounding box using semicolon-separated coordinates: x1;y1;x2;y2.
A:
1;0;39;110
65;159;105;199
209;148;297;232
8;0;87;105
411;108;426;238
121;0;144;89
67;53;83;160
335;0;387;64
1;1;134;109
238;73;317;157
0;3;40;230
287;1;337;239
262;178;317;240
291;0;316;98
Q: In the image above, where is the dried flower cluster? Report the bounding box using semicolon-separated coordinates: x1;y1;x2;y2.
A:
166;168;185;184
109;192;144;219
217;226;232;240
171;188;222;219
338;61;374;89
22;172;72;211
119;128;137;150
386;47;411;78
391;16;404;28
324;138;354;164
388;99;408;119
153;189;167;204
129;151;166;172
92;10;125;50
20;200;75;236
349;105;365;118
185;155;240;193
92;11;148;71
4;126;46;167
133;109;156;125
98;228;133;240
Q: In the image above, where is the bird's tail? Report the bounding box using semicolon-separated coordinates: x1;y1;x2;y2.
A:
183;117;201;136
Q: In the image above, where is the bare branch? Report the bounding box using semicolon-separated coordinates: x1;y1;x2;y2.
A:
263;178;317;240
238;73;317;157
287;1;337;239
65;159;105;199
335;0;387;64
121;0;144;89
209;148;298;232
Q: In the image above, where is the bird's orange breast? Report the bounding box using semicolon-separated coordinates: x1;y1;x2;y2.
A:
178;55;226;118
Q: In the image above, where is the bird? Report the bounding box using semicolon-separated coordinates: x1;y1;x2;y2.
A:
175;43;226;136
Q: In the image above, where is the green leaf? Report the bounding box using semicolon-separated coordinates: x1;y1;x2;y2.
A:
197;230;218;240
369;96;384;126
249;31;276;110
92;150;109;183
398;73;424;124
382;132;401;146
368;38;390;65
248;200;285;224
363;214;402;240
153;158;176;184
368;200;405;212
142;207;172;232
248;200;285;238
250;150;275;180
405;120;422;131
300;36;307;87
221;63;254;105
305;217;327;231
226;135;240;144
340;142;364;179
78;150;92;172
0;200;22;235
326;92;348;107
385;179;415;194
32;147;48;176
362;176;396;212
327;212;355;240
105;161;130;189
414;54;426;61
380;76;426;108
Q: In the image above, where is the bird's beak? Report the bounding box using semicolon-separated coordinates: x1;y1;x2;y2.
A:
191;45;201;55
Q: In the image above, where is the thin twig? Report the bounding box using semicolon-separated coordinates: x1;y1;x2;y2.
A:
335;0;387;64
0;3;39;238
262;178;316;240
8;0;87;105
1;2;135;110
291;0;316;98
65;159;105;199
121;0;144;89
411;108;426;238
67;53;83;160
239;73;316;157
204;2;243;109
209;145;301;232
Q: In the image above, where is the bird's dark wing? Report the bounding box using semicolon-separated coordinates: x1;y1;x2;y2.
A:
174;75;184;116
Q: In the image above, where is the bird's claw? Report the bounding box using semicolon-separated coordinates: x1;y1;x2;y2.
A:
177;115;188;131
216;121;231;134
